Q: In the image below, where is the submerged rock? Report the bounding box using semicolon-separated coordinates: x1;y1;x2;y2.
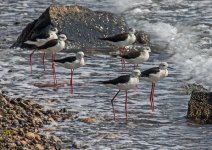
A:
187;91;212;124
12;5;150;49
81;117;96;124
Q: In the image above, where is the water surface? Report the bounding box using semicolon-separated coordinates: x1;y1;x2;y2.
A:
0;0;211;149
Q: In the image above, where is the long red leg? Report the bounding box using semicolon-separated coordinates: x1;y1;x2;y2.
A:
121;59;123;71
152;83;155;112
120;48;124;71
52;53;56;85
53;53;57;84
122;48;127;71
150;83;154;111
29;49;36;73
111;90;120;122
42;52;46;71
70;69;74;95
125;91;128;124
123;59;126;71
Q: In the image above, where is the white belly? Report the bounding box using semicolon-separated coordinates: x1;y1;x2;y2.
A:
105;77;139;90
109;34;136;47
58;59;85;70
43;41;65;54
141;69;168;83
125;53;149;64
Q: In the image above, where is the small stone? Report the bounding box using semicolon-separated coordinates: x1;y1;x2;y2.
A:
18;128;24;136
8;142;17;148
72;142;81;149
47;117;55;122
16;97;23;102
26;132;35;140
0;96;7;105
15;141;22;146
51;135;62;143
35;144;44;150
20;140;28;146
0;136;4;142
44;127;56;132
81;118;96;124
33;117;43;125
35;134;41;141
96;133;121;139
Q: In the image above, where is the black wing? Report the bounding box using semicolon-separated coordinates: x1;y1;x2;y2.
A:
31;32;50;41
54;56;76;63
37;39;58;49
121;50;140;59
99;33;128;42
101;75;130;85
141;67;160;77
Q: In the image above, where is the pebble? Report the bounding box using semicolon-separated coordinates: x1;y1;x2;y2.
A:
96;133;121;139
81;117;96;124
26;132;36;140
35;144;44;150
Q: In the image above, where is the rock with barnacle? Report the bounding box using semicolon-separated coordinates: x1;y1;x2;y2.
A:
187;90;212;124
12;5;127;49
12;5;150;49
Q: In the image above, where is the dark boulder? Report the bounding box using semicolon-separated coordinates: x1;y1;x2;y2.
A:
135;31;151;46
12;5;128;49
12;5;150;49
187;91;212;124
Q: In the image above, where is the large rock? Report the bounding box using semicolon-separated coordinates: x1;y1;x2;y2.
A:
12;5;128;49
12;5;151;50
187;91;212;124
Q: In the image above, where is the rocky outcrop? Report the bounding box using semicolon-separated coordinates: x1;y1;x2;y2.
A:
12;5;151;49
187;91;212;124
12;5;128;49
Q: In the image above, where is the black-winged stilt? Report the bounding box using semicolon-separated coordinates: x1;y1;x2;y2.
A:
98;69;141;123
140;62;169;112
24;27;58;47
54;51;85;94
25;27;59;72
120;46;151;69
35;34;67;85
99;28;137;70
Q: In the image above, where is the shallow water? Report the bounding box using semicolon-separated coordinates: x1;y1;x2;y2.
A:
0;0;212;149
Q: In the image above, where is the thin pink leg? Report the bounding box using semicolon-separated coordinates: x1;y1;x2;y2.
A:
29;49;36;73
152;83;155;112
42;52;46;71
122;48;127;71
70;69;74;95
111;90;120;122
149;83;154;111
53;53;57;84
125;91;128;124
123;59;126;71
120;48;125;71
121;59;123;71
52;53;56;85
